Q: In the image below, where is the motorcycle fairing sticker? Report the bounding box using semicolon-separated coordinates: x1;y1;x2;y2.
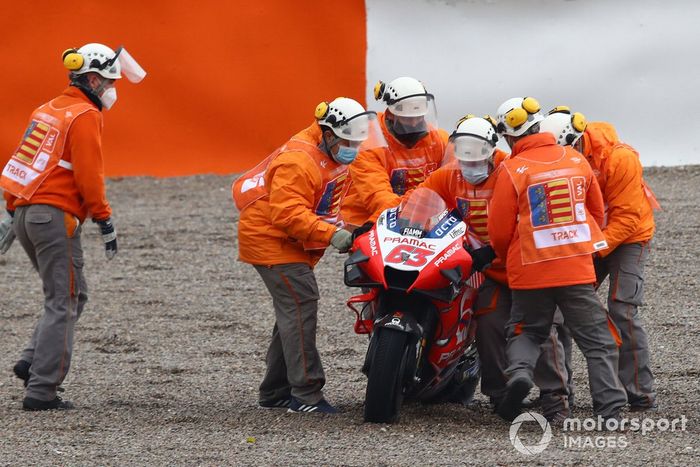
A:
424;212;462;239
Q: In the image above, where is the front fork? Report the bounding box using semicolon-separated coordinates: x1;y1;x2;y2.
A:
362;311;425;387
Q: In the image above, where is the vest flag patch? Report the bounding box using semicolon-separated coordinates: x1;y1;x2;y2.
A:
528;178;573;227
456;197;489;242
391;167;429;195
15;121;51;165
316;173;348;217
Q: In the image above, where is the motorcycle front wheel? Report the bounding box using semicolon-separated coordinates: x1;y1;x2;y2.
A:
363;328;409;423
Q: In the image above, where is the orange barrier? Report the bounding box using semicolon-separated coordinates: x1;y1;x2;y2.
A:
0;1;366;177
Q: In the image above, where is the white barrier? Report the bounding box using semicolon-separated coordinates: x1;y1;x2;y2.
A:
367;0;700;166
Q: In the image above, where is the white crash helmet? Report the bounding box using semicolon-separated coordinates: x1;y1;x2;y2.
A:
63;43;121;79
374;76;432;117
540;106;588;146
495;97;544;137
446;115;499;163
315;97;372;142
62;43;146;83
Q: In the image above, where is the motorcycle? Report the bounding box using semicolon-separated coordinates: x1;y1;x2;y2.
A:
344;188;483;423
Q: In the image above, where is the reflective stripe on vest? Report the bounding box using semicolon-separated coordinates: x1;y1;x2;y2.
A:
0;100;94;200
58;160;73;170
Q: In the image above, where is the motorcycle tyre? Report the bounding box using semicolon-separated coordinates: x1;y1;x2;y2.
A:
363;329;409;423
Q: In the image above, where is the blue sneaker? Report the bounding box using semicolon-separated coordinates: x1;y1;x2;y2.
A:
287;397;338;414
258;397;292;409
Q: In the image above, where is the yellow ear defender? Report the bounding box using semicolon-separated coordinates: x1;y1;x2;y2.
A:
373;81;385;101
571;112;587;132
521;96;541;114
504;96;541;129
314;101;329;120
62;48;84;71
504;108;527;129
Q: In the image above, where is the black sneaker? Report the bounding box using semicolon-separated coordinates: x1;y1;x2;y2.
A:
13;360;30;387
287;397;338;414
258;397;292;409
23;396;75;411
496;375;533;422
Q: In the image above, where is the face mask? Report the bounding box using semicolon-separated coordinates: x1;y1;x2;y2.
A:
460;162;490;185
100;87;117;110
333;145;359;165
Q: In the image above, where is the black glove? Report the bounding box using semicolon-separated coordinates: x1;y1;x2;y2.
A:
468;245;496;272
96;218;118;260
352;222;374;241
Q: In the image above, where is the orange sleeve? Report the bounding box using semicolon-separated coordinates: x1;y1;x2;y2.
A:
493;148;510;167
348;147;401;220
599;148;645;256
70;111;112;221
586;171;606;228
267;152;336;245
487;166;518;261
417;166;456;203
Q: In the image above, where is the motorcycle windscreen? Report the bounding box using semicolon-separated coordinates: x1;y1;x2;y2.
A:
117;47;147;83
395;188;449;237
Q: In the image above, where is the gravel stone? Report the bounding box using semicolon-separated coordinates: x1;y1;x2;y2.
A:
1;167;698;466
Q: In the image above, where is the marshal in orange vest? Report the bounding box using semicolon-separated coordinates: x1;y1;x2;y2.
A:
341;112;447;228
234;123;351;267
489;133;607;289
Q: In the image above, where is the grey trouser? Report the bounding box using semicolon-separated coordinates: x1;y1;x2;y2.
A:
14;204;87;401
505;285;627;418
540;309;576;406
475;278;570;416
254;263;325;405
595;242;655;407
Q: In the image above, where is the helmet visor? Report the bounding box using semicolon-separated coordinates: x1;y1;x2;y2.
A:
386;94;438;135
442;134;495;165
333;111;387;150
116;47;147;83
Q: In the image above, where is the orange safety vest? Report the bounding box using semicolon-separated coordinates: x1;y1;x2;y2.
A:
341;113;446;227
455;149;510;243
1;100;96;200
232;131;349;250
456;189;492;243
504;148;608;265
378;113;444;196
